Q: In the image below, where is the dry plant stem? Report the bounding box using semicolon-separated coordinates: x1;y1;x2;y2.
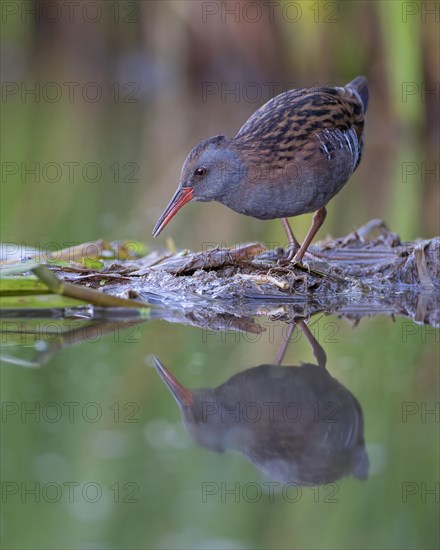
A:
239;273;289;290
45;240;106;262
0;240;106;265
32;265;150;309
414;243;435;287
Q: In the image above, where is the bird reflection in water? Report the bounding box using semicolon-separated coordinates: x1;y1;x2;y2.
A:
153;320;368;485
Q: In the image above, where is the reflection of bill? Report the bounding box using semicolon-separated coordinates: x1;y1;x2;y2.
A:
153;321;369;485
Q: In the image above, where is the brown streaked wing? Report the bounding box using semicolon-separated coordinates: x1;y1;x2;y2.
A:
234;86;365;154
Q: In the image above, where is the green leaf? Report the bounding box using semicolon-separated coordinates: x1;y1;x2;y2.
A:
108;240;148;260
0;276;49;295
0;294;88;309
81;257;104;270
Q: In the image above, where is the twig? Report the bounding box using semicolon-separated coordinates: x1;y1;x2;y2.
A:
32;266;150;309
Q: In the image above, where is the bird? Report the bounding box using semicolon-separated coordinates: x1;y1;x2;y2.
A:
152;76;369;263
152;356;369;485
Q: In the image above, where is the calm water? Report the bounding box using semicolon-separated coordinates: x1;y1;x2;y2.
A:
1;310;439;549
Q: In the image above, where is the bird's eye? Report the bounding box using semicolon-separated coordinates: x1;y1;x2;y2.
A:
194;167;206;176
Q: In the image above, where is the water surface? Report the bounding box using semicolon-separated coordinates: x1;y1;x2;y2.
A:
1;309;438;549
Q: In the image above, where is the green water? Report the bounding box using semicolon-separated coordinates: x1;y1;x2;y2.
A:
1;312;438;549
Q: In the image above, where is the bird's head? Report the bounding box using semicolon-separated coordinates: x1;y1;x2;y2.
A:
152;135;242;237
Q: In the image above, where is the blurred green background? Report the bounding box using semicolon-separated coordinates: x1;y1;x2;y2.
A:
1;0;439;251
1;314;439;549
1;1;439;549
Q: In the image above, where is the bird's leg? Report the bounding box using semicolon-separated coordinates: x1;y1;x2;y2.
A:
291;207;327;263
274;323;294;365
281;218;300;260
297;320;327;369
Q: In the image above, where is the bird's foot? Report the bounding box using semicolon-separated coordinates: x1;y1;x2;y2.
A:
290;246;307;264
284;243;299;262
277;255;307;271
298;259;311;273
277;258;290;267
278;245;317;272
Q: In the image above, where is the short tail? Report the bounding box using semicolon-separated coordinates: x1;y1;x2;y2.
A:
347;76;368;112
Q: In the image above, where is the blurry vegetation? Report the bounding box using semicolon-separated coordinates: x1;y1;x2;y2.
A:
1;0;438;251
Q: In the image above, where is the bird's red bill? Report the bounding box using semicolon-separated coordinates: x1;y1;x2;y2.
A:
152;186;194;237
152;357;193;406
